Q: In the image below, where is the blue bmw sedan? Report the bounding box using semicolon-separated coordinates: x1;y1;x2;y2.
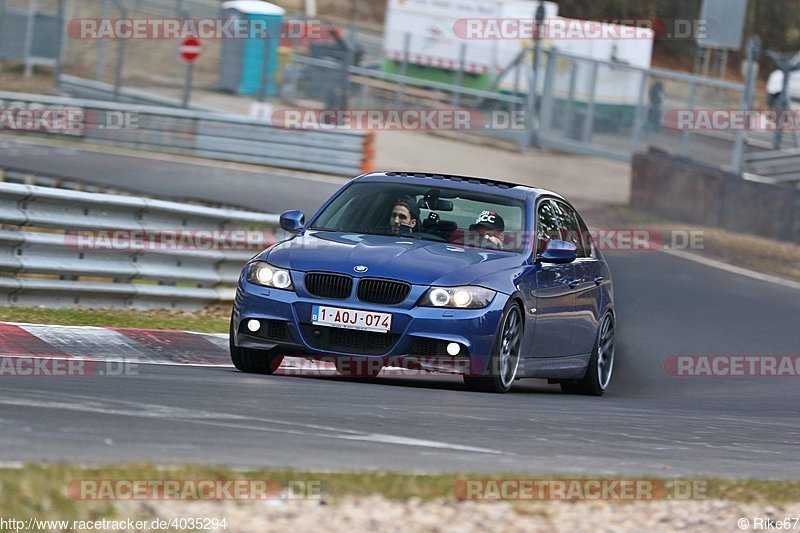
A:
230;172;615;394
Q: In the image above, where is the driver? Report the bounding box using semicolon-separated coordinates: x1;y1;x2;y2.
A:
389;196;420;235
470;210;505;249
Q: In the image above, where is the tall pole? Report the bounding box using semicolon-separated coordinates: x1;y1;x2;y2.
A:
95;0;110;80
54;0;66;85
528;0;546;146
339;0;357;110
111;0;127;101
732;35;760;175
182;61;194;108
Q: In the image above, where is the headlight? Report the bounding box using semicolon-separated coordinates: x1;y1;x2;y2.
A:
419;286;496;309
246;262;294;290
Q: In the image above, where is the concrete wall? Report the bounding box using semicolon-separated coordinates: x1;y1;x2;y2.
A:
631;149;800;244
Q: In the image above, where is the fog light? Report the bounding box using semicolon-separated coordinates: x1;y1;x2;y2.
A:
446;342;461;356
247;319;261;332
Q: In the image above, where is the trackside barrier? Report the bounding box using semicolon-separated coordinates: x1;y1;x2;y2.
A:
0;182;282;310
0;90;374;176
744;148;800;185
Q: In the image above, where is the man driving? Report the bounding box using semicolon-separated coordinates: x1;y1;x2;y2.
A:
389;196;420;235
470;210;505;249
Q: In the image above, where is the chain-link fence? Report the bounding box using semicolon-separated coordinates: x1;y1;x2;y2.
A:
537;49;748;170
281;53;530;146
0;0;64;74
59;0;224;94
4;1;782;177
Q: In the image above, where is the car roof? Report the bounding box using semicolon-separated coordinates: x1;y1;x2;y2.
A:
355;172;563;202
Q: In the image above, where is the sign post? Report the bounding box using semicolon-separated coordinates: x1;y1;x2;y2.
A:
180;37;202;108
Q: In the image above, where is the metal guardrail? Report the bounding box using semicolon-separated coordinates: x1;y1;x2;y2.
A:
57;74;191;108
0;182;280;310
745;149;800;185
0;90;375;176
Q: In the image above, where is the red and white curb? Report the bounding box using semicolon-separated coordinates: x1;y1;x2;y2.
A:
0;322;332;372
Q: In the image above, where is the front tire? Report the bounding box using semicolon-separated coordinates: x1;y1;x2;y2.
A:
561;311;615;396
463;302;523;393
229;320;284;375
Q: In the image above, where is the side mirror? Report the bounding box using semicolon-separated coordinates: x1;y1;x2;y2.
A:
536;240;577;264
280;210;305;233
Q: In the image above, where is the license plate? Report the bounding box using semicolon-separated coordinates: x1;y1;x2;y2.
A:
311;305;392;334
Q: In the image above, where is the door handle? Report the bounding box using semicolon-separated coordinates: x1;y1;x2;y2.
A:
568;279;580;289
594;276;604;286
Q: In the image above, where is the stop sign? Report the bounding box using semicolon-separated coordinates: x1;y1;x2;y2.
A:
180;37;202;63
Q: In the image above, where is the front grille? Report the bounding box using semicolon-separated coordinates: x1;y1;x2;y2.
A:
301;325;397;355
357;278;411;305
305;272;353;299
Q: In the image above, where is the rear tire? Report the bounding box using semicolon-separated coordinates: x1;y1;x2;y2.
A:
561;312;615;396
229;320;284;375
463;302;523;394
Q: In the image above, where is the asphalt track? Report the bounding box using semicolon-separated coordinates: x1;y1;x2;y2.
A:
0;139;344;214
1;251;798;478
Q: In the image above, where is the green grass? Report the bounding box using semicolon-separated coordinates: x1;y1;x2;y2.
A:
0;307;230;334
1;463;799;521
579;204;800;283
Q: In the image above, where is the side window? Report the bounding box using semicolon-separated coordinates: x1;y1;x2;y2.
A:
553;201;591;259
536;200;560;255
576;214;594;259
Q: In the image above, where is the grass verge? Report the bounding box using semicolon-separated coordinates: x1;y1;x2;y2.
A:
0;305;230;333
1;464;799;521
578;204;800;283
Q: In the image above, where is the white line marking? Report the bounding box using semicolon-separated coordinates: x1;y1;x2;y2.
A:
660;248;800;291
0;392;506;455
335;433;504;454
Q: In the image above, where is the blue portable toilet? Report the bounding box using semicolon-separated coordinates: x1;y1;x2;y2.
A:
218;0;285;96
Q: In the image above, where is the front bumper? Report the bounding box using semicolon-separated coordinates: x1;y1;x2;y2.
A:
232;278;508;375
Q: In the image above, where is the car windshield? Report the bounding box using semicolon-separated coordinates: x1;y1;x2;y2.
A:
310;181;527;253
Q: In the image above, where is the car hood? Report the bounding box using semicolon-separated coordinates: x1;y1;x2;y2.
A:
261;231;524;288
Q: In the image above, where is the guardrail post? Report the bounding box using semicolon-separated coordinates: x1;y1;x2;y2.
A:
631;71;648;150
564;62;577;136
536;49;557;145
394;33;411;109
23;0;37;77
95;0;111;81
451;43;467;107
732;35;760;175
581;61;599;143
680;80;697;157
111;3;127;101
